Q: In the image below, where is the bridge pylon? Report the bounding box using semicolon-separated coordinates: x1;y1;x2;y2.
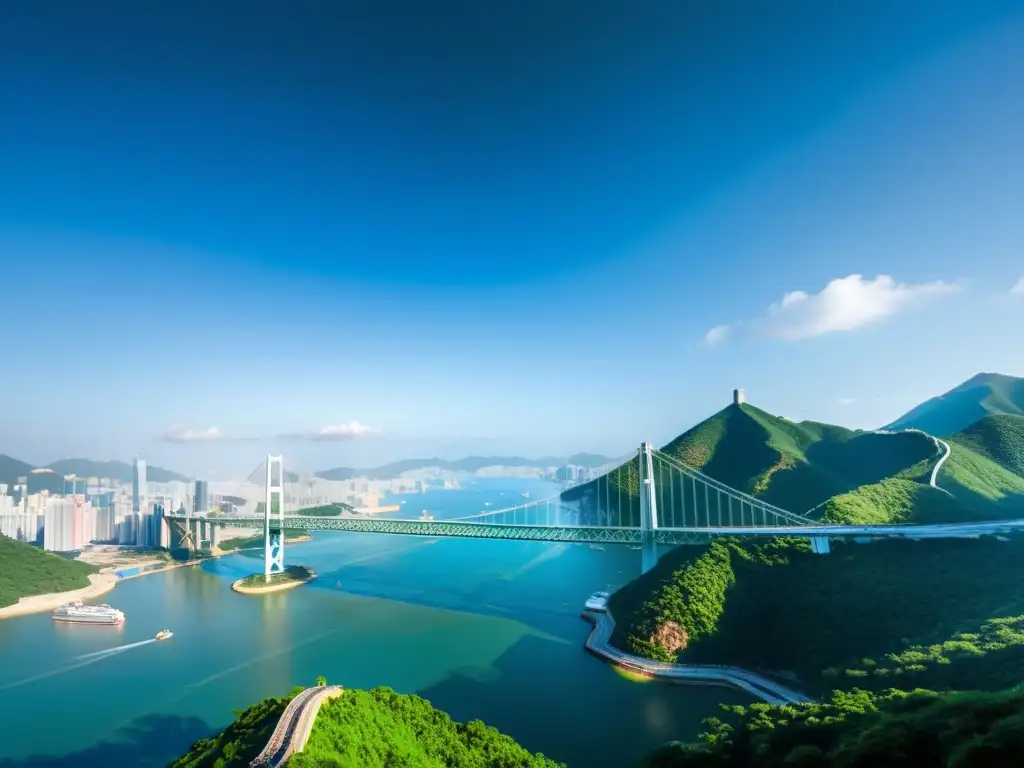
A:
264;454;285;581
639;442;660;574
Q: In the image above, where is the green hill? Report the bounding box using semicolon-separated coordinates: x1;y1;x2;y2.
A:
564;398;1024;527
564;402;953;525
886;372;1024;436
0;536;100;608
950;413;1024;478
609;536;1024;698
641;685;1024;768
170;682;562;768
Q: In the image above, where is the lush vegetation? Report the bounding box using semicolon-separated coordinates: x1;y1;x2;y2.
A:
237;564;313;588
611;536;1024;697
641;685;1024;767
168;689;293;767
0;535;100;608
171;681;562;767
566;384;1024;532
953;413;1024;477
886;371;1024;437
294;685;563;767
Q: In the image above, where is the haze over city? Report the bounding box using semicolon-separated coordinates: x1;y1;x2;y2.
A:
2;1;1022;478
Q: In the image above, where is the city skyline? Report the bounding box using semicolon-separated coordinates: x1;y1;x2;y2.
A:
2;2;1022;477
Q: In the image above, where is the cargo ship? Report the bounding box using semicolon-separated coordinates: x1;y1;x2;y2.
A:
52;600;125;625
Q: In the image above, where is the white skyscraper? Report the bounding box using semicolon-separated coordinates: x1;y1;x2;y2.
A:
132;457;147;514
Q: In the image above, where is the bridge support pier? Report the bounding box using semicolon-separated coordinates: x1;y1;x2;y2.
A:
810;536;831;555
264;454;286;581
639;442;661;574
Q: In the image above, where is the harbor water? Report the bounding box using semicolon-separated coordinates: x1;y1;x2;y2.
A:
0;477;745;767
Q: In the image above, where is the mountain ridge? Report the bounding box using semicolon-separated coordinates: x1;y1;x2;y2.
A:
0;455;189;494
885;371;1024;436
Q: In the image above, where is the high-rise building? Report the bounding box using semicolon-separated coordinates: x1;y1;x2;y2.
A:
132;457;147;514
194;479;209;515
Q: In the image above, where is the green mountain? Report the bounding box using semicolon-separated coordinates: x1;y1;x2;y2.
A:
885;371;1024;436
564;399;1024;526
316;452;613;481
0;456;189;493
0;536;99;608
170;683;562;767
949;413;1024;477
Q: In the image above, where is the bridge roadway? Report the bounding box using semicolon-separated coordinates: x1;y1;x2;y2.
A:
581;611;813;705
250;685;343;767
168;512;1024;545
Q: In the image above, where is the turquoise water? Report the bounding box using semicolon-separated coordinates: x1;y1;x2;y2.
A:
0;478;746;767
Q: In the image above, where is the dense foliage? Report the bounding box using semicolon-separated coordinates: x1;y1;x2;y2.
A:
565;392;1024;533
612;536;1024;697
293;686;563;767
170;683;561;768
640;685;1024;767
0;535;99;608
168;689;294;767
953;414;1024;477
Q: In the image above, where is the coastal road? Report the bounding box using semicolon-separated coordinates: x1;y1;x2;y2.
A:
581;610;813;705
250;685;343;767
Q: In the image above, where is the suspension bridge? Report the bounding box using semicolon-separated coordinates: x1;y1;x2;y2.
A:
165;442;1024;579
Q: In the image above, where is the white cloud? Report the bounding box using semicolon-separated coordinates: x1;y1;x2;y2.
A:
838;397;856;407
282;421;378;442
162;427;230;443
1011;278;1024;297
703;324;731;348
704;274;957;346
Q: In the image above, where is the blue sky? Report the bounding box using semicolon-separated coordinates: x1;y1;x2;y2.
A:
1;1;1022;478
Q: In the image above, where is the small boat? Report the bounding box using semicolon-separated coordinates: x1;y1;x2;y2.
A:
155;630;173;641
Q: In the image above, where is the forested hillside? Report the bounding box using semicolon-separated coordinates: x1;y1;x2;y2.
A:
609;537;1024;698
0;536;99;608
641;685;1024;767
563;398;1024;526
170;683;562;767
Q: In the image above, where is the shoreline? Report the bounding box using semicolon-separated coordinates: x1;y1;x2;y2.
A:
0;535;315;621
0;572;119;620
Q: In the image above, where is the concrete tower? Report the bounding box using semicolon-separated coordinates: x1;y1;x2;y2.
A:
733;388;746;405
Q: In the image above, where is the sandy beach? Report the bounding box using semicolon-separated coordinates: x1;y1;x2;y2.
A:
0;572;119;620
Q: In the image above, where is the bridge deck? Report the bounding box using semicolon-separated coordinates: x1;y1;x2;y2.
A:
581;611;812;705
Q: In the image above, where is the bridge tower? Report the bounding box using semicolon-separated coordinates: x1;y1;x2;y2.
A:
264;454;286;581
639;442;661;574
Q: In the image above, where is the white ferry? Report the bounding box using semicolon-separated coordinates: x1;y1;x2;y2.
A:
584;591;609;612
52;600;125;625
155;629;173;641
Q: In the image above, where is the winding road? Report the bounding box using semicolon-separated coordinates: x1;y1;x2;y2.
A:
929;436;952;490
581;610;813;705
250;685;343;767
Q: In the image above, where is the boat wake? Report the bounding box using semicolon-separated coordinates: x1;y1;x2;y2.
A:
0;639;159;692
76;638;158;660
